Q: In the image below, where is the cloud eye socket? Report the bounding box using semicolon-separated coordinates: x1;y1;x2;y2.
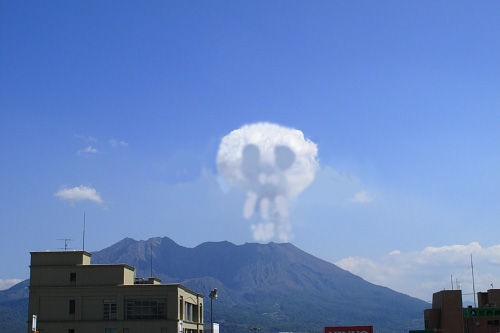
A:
242;144;261;176
274;145;295;170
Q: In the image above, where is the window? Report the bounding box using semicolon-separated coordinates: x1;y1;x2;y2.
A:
68;329;75;333
125;299;167;320
69;300;75;314
179;296;183;319
104;300;117;320
104;329;117;333
184;302;194;321
70;272;76;283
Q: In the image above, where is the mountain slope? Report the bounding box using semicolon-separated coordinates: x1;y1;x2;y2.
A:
92;237;427;332
0;279;29;333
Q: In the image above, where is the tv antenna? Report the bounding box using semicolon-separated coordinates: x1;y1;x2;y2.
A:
57;238;72;251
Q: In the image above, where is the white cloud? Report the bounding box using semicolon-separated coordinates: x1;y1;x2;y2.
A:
0;278;22;290
350;190;373;203
55;185;103;204
78;145;98;155
75;134;98;143
336;242;500;302
109;138;128;147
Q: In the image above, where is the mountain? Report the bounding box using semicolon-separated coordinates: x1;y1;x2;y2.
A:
1;237;428;333
0;279;29;333
92;237;427;332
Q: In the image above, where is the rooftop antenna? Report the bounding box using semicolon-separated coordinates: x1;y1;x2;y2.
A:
57;238;72;251
150;243;153;277
471;253;477;307
451;275;454;290
82;212;86;252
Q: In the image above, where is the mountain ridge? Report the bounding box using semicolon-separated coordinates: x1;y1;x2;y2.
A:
92;236;426;332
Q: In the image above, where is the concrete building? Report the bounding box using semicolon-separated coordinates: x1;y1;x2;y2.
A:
424;290;465;332
28;251;204;333
413;289;500;333
464;289;500;333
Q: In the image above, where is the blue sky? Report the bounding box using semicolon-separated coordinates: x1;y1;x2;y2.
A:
1;1;500;301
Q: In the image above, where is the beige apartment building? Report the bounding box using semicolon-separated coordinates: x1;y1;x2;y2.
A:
28;251;204;333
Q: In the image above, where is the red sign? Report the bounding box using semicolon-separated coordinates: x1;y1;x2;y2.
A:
324;326;373;333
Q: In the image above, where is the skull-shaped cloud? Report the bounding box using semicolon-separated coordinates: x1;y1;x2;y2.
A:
217;122;318;242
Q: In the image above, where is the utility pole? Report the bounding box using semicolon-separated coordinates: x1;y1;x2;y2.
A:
150;243;153;277
471;253;476;307
82;212;86;251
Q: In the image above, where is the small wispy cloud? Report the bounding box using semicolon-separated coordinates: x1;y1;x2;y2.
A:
0;278;22;291
350;190;373;203
78;145;99;155
75;134;98;143
55;185;103;204
109;138;128;147
74;135;127;154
